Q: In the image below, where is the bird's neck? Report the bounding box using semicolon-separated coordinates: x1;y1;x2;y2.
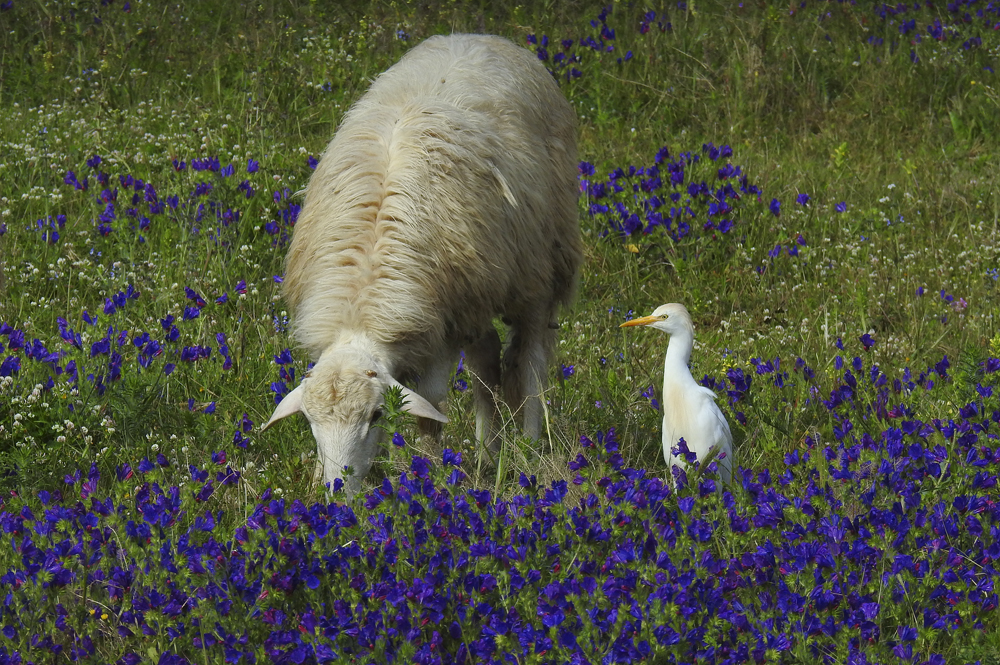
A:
663;330;694;378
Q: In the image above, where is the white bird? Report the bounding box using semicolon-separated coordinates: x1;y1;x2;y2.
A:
620;303;733;484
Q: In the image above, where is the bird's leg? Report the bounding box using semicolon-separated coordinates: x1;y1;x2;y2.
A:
465;328;502;456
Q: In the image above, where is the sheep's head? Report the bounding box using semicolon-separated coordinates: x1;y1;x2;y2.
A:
262;345;448;495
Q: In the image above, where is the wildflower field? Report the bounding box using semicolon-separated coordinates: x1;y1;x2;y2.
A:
2;0;1000;662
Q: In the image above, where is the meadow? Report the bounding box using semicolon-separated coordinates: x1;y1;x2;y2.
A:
1;0;1000;662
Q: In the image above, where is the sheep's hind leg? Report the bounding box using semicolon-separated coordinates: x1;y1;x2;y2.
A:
503;317;552;441
465;328;502;456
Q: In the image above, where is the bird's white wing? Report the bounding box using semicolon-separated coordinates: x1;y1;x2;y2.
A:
661;385;733;474
687;388;733;482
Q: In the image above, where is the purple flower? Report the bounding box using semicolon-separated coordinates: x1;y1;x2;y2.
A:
0;356;19;376
411;456;431;478
796;193;810;205
835;201;847;213
180;345;211;362
561;364;575;379
184;287;207;308
769;198;781;216
392;432;405;448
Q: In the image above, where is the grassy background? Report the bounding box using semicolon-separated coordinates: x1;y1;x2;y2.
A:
3;1;1000;662
1;0;998;500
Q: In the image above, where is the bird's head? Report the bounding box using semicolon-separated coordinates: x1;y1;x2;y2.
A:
619;303;694;336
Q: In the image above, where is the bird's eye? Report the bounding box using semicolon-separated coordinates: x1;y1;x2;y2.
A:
369;408;384;427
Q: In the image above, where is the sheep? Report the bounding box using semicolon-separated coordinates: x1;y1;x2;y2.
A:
263;34;581;495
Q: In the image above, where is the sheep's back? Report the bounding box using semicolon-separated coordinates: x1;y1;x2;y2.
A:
284;34;580;361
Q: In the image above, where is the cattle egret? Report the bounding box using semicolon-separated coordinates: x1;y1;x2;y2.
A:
620;303;733;484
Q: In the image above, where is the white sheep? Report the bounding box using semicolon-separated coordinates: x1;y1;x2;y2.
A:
263;34;581;494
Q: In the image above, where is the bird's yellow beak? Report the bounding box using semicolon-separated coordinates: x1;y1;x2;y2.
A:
619;315;662;328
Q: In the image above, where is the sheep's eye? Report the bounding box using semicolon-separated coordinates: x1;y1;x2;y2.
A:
369;408;384;427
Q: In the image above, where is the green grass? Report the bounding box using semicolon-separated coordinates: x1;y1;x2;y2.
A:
1;0;998;497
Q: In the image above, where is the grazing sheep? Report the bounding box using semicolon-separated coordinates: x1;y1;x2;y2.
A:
263;34;581;494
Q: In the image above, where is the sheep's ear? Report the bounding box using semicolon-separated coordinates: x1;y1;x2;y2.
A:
395;383;449;423
263;382;306;430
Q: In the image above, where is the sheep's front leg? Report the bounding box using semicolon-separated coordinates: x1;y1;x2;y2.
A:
503;318;552;441
465;328;502;455
414;355;452;439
